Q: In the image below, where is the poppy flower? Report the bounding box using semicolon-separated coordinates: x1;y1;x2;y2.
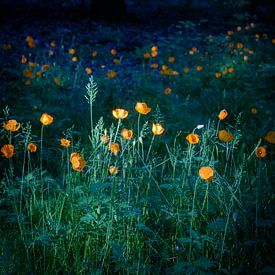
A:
2;44;12;50
40;113;53;126
143;52;150;59
152;123;165;135
199;166;214;181
1;144;14;158
218;130;234;142
70;152;86;172
92;51;97;57
151;63;158;69
151;46;158;52
196;65;203;71
28;143;37;153
186;133;199;144
109;143;120;155
228;67;234;73
183;67;189;73
237;26;242;32
113;58;120;64
135;102;151;115
26;36;35;48
227;30;233;36
164;87;172;95
36;71;42;78
243;56;248;62
162;65;168;71
60;138;71;147
25;80;31;86
160;69;179;75
111;49;117;55
151;51;158;57
50;41;56;47
85;67;92;74
3;120;20;131
168;56;175;63
121;129;133;140
72;56;78;62
237;43;244;49
264;131;275;144
215;72;222;78
218;109;228;120
21;55;27;63
54;77;61;86
112;109;128;119
68;48;76;55
106;71;117;78
251;108;257;114
255;146;267;158
101;134;110;143
23;68;33;79
109;165;119;175
42;64;50;71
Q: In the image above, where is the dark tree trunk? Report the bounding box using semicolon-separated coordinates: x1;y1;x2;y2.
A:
90;0;126;20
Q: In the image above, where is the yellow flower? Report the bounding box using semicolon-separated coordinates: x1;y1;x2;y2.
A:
68;48;76;55
151;51;158;57
40;113;53;126
255;146;267;158
264;131;275;144
72;56;78;62
218;109;228;120
186;133;199;144
1;144;15;158
28;143;37;153
85;67;92;74
112;109;128;119
168;56;175;63
196;65;203;71
70;152;86;172
109;165;119;175
218;130;234;142
60;138;71;147
109;143;120;155
3;120;20;131
106;71;117;78
121;129;133;140
152;123;165;135
135;102;151;115
151;45;158;52
199;166;214;181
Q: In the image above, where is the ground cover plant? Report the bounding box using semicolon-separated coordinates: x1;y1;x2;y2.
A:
0;2;275;274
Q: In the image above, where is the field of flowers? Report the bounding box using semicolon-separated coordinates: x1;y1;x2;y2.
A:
0;15;274;274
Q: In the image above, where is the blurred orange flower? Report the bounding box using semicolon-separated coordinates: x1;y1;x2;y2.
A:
218;130;234;142
106;71;117;78
164;87;172;95
1;144;14;158
199;166;214;181
68;48;76;55
111;49;117;55
101;134;110;143
218;109;228;120
168;56;175;63
255;146;267;158
70;152;86;172
60;138;71;147
264;131;275;144
109;165;119;175
143;52;150;59
109;143;120;155
40;113;53;126
121;129;133;140
186;133;199;144
28;143;37;153
3;120;20;131
85;67;92;74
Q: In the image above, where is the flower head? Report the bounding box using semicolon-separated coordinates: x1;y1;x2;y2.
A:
70;152;86;172
218;109;228;120
135;102;151;115
152;123;165;135
218;130;234;142
112;109;128;119
121;129;133;140
101;134;110;143
264;131;275;144
109;165;119;175
28;143;37;153
109;143;120;155
1;144;15;158
199;166;214;181
3;120;20;131
40;113;53;125
60;138;71;147
255;146;267;158
186;133;199;144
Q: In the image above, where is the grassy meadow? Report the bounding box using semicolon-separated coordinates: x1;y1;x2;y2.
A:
0;16;275;274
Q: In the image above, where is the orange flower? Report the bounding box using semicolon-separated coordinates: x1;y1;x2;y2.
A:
112;109;128;119
109;143;120;155
215;72;222;78
160;69;179;75
218;130;234;142
26;36;35;48
60;138;71;147
72;56;78;62
1;144;14;158
106;71;117;78
40;113;53;126
183;67;189;73
143;52;150;59
135;102;151;115
42;64;50;71
92;50;97;57
236;26;242;32
121;129;133;140
237;42;244;49
272;38;275;44
54;77;61;86
23;68;33;79
151;51;158;57
68;48;76;55
3;120;20;131
164;87;172;95
251;108;257;114
264;131;275;144
28;62;36;68
186;133;199;144
28;143;37;153
243;55;248;62
228;67;234;73
21;55;27;64
101;134;110;143
25;80;31;86
199;166;214;181
70;152;86;172
36;71;42;78
255;146;267;158
196;65;203;71
50;41;56;47
111;49;117;55
2;44;12;50
151;63;158;69
85;67;92;74
151;46;158;52
161;65;168;71
218;109;228;120
109;165;119;175
168;56;175;63
152;123;165;135
227;30;233;36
